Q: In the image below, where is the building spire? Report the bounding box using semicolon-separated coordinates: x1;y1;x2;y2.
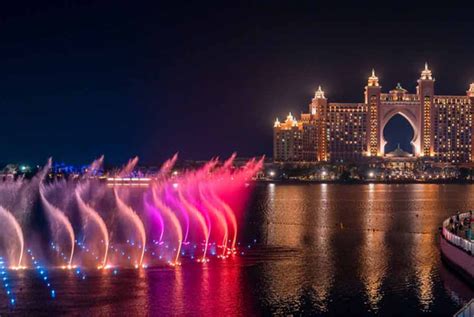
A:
315;85;325;99
468;83;474;97
368;68;379;87
274;117;280;127
285;112;298;127
421;62;433;80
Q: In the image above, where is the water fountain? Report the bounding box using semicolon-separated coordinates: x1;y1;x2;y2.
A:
0;154;262;275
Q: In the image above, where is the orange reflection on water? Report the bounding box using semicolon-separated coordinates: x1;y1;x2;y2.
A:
360;184;390;312
413;185;438;311
263;184;334;312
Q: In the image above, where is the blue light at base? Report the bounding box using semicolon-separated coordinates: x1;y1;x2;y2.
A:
26;249;57;299
75;267;87;280
0;256;16;306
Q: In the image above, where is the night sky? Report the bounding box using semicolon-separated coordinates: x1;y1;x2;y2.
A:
1;1;474;165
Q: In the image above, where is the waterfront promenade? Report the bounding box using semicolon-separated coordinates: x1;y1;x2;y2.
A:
440;212;474;285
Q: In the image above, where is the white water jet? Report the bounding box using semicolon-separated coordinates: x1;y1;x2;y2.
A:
159;153;178;176
118;157;139;177
114;188;146;266
39;185;75;266
13;158;52;225
0;206;24;268
75;184;109;267
85;155;104;177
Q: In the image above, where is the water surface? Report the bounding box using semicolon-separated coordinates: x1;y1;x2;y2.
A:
1;184;473;316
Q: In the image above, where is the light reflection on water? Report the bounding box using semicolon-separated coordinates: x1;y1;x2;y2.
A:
1;184;473;316
248;183;474;315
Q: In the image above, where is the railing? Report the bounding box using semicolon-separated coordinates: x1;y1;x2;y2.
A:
454;299;474;317
442;212;473;255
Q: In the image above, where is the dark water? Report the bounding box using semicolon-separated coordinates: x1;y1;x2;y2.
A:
1;184;473;316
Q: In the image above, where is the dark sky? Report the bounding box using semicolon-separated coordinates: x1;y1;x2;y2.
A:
1;1;474;165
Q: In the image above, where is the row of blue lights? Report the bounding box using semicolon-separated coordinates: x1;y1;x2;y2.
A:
51;242;86;280
0;256;16;306
0;238;259;309
50;242;70;264
26;249;56;299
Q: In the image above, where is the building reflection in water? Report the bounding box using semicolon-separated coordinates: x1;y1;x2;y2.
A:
261;184;334;313
414;233;435;311
412;184;437;311
311;183;333;311
259;183;465;314
359;184;390;312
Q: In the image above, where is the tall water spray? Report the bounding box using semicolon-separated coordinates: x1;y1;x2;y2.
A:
199;185;229;257
119;157;139;177
39;185;75;267
0;154;262;272
0;206;24;268
114;189;146;266
75;184;110;268
178;189;210;261
85;155;104;177
151;185;183;265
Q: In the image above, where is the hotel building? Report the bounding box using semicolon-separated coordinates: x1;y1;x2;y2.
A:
274;64;474;164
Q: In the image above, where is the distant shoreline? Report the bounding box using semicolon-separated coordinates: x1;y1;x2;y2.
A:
256;179;474;185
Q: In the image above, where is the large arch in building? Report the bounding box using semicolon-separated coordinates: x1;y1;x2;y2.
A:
378;104;422;156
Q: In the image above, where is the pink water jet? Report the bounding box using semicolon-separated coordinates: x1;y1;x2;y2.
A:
178;189;210;261
165;185;190;244
199;185;228;258
0;154;262;270
151;185;183;265
144;193;165;243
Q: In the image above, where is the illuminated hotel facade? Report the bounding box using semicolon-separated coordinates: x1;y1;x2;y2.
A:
274;64;474;164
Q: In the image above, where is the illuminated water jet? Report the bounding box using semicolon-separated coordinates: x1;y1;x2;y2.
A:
75;184;109;268
85;155;104;177
144;194;165;243
0;154;262;272
151;185;183;265
178;189;210;262
210;190;237;252
0;206;24;268
114;188;146;266
40;185;75;266
199;185;228;257
165;185;190;244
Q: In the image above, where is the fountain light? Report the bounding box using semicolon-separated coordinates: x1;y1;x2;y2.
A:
0;154;262;275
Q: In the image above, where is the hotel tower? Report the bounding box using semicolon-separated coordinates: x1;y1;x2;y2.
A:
274;64;474;163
